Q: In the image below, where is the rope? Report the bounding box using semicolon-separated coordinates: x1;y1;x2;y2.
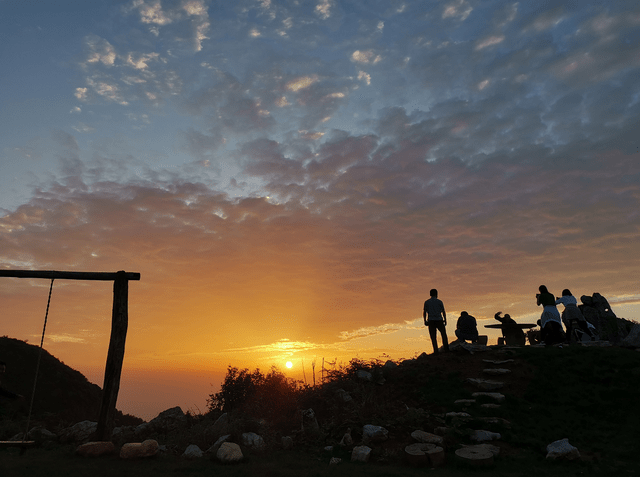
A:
23;278;54;443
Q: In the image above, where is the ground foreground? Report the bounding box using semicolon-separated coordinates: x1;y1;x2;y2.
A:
1;344;639;476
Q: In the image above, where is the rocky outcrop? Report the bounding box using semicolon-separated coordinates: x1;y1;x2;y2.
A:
579;293;634;342
59;420;97;444
135;407;187;439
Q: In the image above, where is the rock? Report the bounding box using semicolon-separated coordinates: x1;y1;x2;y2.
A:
301;408;319;435
482;368;511;375
182;444;203;459
76;441;115;457
446;412;471;419
461;443;500;456
339;428;353;447
335;388;353;403
433;427;450;436
472;392;505;402
205;434;231;456
455;446;494;467
242;432;265;450
454;399;476;406
324;445;334;452
383;360;397;370
217;442;243;463
356;369;373;381
59;420;97;443
620;323;640;348
112;426;136;445
411;430;444;445
281;436;293;450
476;417;510;428
466;378;504;390
120;439;159;459
329;457;342;465
135;406;187;439
362;424;388;444
546;438;580;460
25;427;57;442
470;430;501;442
351;445;372;462
204;412;231;443
404;443;436;466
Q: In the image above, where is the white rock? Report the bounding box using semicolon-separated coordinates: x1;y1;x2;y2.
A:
470;430;501;442
411;430;444;445
362;424;388;444
546;438;580;460
205;434;231;456
351;445;372;462
217;442;243;463
182;444;203;459
242;432;265;450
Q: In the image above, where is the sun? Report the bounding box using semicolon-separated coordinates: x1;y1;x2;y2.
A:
286;361;293;369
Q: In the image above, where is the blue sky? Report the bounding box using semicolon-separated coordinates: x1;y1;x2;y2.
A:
1;0;640;418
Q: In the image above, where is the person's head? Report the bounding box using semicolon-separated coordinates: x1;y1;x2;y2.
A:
461;311;468;316
539;285;549;294
430;289;438;297
504;314;511;320
562;289;572;297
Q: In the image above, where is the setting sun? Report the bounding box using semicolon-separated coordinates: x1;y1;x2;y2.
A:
286;361;293;369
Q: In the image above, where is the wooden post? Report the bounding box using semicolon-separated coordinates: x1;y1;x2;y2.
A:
95;271;129;441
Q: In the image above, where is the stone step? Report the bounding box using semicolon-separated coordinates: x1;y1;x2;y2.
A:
483;359;514;365
466;378;504;390
480;403;501;410
472;392;505;402
482;368;511;375
454;399;476;406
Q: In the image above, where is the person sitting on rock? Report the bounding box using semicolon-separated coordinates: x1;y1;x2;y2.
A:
494;312;526;346
556;289;593;342
537;285;565;346
455;311;479;343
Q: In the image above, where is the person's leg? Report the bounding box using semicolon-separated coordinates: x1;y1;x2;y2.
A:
428;322;439;354
438;321;449;351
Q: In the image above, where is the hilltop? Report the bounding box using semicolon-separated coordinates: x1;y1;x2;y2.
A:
0;336;142;432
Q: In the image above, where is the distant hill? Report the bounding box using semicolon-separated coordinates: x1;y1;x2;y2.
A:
0;336;142;428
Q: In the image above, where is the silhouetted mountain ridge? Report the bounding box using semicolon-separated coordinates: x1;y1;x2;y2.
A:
0;336;142;428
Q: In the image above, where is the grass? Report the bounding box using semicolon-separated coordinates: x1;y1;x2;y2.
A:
1;345;639;476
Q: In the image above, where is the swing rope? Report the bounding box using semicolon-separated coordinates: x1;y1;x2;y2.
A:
22;278;54;443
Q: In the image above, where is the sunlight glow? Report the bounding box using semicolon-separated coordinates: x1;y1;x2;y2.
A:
286;361;293;368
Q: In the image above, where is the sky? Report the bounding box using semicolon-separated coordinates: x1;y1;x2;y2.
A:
1;0;639;420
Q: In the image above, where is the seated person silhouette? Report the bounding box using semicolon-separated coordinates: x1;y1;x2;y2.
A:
455;311;479;343
494;312;526;346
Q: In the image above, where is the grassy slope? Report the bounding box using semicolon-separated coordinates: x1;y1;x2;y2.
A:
1;345;639;476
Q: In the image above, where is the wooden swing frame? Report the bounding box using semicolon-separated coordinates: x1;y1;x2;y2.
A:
0;270;140;445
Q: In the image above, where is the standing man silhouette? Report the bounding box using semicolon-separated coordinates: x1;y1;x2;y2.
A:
423;289;449;354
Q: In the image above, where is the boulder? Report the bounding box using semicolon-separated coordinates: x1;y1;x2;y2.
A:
112;426;136;445
182;444;204;459
135;406;187;439
76;441;115;457
59;420;97;443
339;428;353;447
281;436;293;450
205;434;231;456
411;430;444;445
351;445;372;462
204;413;231;443
546;438;580;460
242;432;265;450
217;442;243;463
120;439;159;459
335;388;353;403
301;408;320;435
620;324;640;348
362;424;388;444
470;430;501;442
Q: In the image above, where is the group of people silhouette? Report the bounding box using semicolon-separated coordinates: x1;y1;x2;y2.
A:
422;286;594;353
